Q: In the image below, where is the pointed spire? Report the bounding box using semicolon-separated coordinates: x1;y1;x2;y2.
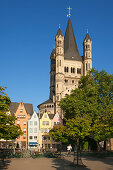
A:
64;18;82;61
50;48;56;59
84;31;91;42
56;25;63;37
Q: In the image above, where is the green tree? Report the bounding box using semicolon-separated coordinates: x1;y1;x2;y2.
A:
0;86;22;140
50;69;113;165
60;69;113;148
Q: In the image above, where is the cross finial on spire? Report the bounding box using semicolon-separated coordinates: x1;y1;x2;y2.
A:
67;6;72;18
59;24;60;29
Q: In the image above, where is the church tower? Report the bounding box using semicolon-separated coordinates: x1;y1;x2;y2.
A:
83;32;92;75
55;27;64;114
50;49;56;100
37;7;92;117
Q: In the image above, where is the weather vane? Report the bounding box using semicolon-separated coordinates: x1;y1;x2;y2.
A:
67;6;72;18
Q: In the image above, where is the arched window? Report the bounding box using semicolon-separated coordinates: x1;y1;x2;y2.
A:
60;60;61;66
86;63;87;71
67;67;68;72
71;67;72;73
73;68;75;73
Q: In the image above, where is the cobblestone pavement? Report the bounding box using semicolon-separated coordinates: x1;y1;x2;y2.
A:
1;155;113;170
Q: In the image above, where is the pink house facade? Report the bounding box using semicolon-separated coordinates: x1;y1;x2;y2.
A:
51;112;63;129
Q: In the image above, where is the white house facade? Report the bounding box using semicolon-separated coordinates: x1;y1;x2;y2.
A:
28;111;39;149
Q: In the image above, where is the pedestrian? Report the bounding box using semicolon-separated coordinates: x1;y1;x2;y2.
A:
67;144;72;156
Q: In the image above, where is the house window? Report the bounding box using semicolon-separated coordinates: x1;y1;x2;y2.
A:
44;115;47;118
54;122;56;126
23;128;26;132
34;121;37;126
77;68;81;74
30;121;33;125
44;128;47;133
20;109;23;113
41;128;43;133
34;115;36;118
23;121;26;125
72;80;74;83
48;136;50;140
43;121;45;125
23;134;26;139
29;136;33;139
34;128;37;133
30;128;33;133
57;122;60;125
46;121;49;125
34;136;37;139
17;120;20;125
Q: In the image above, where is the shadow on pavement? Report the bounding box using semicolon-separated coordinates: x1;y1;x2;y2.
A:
0;159;11;170
83;155;113;167
51;157;90;170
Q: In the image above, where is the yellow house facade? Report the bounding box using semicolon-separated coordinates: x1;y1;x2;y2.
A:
39;112;54;149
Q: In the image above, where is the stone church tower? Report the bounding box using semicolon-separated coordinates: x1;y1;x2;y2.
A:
38;17;92;116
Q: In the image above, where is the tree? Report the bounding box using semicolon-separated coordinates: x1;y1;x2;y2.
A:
60;69;113;144
0;86;22;140
49;125;68;143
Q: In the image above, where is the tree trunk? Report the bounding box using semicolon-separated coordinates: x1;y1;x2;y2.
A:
73;137;79;165
77;137;79;165
97;142;100;152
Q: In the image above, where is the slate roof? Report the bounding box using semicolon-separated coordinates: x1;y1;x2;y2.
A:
39;113;54;119
84;33;92;42
37;98;53;108
9;102;33;115
64;18;82;61
56;28;63;37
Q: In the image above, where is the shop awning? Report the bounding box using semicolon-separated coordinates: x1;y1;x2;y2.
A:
29;142;37;146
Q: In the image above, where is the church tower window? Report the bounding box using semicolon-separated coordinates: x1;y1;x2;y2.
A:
77;68;81;74
65;79;68;83
60;60;61;66
86;63;87;71
71;67;75;73
64;67;69;72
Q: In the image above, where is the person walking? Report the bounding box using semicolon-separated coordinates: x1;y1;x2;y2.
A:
67;144;72;156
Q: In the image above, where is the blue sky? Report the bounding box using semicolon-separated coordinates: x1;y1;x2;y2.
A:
0;0;113;111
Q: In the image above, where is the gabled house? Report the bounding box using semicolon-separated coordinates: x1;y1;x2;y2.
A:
51;111;63;129
9;100;33;149
28;111;39;149
39;112;54;149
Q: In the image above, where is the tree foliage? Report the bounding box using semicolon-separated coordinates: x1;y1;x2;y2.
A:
49;125;68;143
0;86;22;140
50;69;113;146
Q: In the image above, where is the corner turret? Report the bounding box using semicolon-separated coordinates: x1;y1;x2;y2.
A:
83;31;92;75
